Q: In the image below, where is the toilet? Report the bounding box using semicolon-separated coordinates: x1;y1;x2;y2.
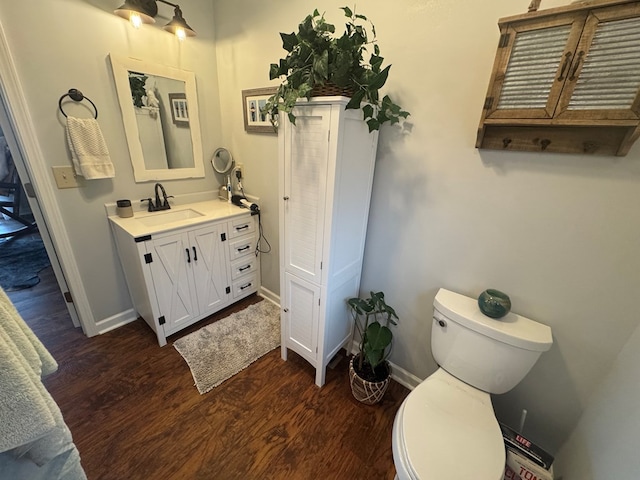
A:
392;288;553;480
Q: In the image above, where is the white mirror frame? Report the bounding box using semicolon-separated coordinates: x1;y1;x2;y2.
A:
109;53;204;182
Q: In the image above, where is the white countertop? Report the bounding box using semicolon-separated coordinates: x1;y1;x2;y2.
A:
108;199;252;238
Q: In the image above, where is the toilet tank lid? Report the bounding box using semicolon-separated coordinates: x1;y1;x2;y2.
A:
434;288;553;352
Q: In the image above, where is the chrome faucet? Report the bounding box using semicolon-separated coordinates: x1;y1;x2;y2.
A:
141;183;173;212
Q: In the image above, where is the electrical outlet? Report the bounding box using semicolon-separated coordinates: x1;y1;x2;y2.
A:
235;163;243;178
52;166;80;189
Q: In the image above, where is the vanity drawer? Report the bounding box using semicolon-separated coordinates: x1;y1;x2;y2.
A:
229;216;255;239
228;235;255;261
231;256;257;281
232;274;258;299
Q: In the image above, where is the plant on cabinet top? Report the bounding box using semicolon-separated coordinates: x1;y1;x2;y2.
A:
263;6;410;132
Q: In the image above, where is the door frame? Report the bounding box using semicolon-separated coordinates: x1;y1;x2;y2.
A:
0;18;96;336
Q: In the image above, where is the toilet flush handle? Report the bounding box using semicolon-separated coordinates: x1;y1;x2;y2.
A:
435;317;447;328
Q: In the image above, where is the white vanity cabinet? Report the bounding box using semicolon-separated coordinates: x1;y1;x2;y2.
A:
279;97;379;387
110;206;259;346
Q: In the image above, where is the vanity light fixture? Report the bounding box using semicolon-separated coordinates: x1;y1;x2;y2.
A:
114;0;196;39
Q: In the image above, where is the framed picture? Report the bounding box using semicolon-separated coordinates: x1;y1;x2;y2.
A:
242;87;278;133
168;92;189;125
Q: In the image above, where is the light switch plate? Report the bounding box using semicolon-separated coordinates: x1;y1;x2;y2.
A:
52;166;80;189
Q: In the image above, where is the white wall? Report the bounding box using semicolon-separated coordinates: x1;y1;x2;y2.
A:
212;0;640;453
0;0;222;324
554;322;640;479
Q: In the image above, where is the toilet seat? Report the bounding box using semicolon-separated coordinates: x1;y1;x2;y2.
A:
393;369;505;480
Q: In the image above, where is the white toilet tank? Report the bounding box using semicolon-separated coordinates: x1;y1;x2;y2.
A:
432;288;553;394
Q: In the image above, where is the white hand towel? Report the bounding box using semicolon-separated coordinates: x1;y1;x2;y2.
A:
66;117;115;179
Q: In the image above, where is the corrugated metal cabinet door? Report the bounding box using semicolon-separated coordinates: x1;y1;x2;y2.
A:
485;13;586;119
555;3;640;120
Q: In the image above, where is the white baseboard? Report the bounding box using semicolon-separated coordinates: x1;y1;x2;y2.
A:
388;361;422;391
259;287;280;307
258;289;421;391
95;308;138;334
347;340;421;391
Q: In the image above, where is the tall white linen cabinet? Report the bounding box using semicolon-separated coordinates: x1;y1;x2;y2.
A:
279;97;379;387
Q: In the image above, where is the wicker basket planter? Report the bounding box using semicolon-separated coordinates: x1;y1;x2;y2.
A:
349;355;391;405
310;83;355;98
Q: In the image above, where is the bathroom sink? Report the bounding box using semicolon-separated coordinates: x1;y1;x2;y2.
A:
136;208;204;227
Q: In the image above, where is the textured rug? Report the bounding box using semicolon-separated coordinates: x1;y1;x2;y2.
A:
0;234;50;291
174;300;281;394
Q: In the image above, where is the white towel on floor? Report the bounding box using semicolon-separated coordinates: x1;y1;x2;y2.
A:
0;286;60;456
66;117;115;179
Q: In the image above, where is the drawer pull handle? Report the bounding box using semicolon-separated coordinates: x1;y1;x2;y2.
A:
237;246;250;252
192;246;197;261
240;282;252;290
502;137;512;148
239;265;251;272
185;248;191;263
235;225;249;231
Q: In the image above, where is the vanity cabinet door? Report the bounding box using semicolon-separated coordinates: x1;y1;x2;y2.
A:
190;223;230;316
147;230;198;332
148;223;230;334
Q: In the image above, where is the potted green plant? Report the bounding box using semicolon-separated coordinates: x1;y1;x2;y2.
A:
263;6;409;132
347;291;399;404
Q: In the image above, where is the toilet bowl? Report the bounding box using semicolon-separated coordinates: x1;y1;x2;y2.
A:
392;288;553;480
392;369;505;480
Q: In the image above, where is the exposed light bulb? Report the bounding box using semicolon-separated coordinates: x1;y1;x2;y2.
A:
130;12;143;29
175;27;186;40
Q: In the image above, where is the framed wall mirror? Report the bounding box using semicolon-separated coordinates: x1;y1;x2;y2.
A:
109;54;204;182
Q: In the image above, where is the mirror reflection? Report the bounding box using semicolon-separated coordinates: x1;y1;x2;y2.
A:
129;71;194;170
109;54;204;182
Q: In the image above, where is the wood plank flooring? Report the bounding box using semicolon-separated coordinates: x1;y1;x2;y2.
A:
8;268;409;480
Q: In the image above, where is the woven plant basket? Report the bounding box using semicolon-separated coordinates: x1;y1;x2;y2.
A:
311;83;355;98
349;355;391;405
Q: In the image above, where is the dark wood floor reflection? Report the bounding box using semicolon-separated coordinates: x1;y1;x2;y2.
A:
10;269;409;480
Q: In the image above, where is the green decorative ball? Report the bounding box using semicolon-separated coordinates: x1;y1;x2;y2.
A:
478;289;511;319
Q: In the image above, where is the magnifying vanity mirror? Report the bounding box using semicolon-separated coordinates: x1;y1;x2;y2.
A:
109;53;204;182
211;147;234;174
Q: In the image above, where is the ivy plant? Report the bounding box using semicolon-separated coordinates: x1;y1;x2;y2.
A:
263;6;409;132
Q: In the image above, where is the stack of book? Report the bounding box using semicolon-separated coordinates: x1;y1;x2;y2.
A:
500;423;554;480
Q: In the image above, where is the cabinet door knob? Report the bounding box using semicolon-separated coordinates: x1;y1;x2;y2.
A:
283;308;289;312
540;139;551;150
283;196;289;201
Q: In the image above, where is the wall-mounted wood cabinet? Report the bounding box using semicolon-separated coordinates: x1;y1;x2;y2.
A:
477;0;640;156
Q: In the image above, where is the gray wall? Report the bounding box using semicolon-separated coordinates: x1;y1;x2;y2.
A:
0;0;223;324
211;0;640;460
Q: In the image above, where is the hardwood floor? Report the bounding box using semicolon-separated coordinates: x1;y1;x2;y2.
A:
8;269;409;480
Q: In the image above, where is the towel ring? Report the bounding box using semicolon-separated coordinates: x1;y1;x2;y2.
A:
58;88;98;119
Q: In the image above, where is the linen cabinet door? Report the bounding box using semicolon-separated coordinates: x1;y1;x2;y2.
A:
147;231;197;333
281;105;331;285
282;272;320;367
190;222;230;316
